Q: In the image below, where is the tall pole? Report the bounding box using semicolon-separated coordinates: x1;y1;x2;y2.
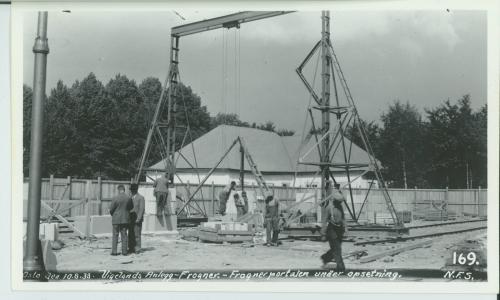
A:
320;11;331;202
239;145;245;192
24;11;49;271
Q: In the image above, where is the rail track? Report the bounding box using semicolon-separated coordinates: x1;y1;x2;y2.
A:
354;225;487;246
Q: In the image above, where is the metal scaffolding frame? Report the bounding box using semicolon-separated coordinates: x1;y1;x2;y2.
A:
296;11;402;226
135;10;402;226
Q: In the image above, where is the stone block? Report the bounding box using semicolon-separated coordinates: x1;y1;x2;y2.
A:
90;215;112;234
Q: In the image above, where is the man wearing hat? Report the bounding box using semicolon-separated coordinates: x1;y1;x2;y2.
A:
109;184;133;256
320;183;346;271
264;191;280;246
128;183;145;254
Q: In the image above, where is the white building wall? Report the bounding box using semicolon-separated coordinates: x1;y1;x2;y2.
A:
147;170;376;188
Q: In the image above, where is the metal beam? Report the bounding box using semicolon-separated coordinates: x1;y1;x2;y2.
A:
320;11;331;208
171;11;292;37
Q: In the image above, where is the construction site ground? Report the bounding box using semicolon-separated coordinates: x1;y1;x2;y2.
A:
53;219;487;273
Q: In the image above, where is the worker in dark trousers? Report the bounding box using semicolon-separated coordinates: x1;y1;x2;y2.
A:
241;191;249;214
128;183;145;254
320;183;346;271
264;191;280;246
218;181;236;215
154;173;169;217
234;193;246;218
109;184;133;256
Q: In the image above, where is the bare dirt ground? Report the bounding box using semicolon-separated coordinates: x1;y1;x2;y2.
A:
53;220;487;272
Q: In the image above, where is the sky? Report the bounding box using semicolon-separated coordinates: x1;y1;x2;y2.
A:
23;10;487;133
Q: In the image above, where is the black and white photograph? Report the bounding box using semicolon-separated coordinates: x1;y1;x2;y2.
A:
11;1;499;293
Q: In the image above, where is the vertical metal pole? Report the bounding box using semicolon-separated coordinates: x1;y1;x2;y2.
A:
320;11;331;205
239;145;245;192
49;174;54;201
24;11;49;271
166;36;179;184
85;180;91;239
211;181;215;216
97;176;102;215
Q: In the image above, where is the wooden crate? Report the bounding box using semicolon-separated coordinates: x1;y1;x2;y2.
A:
396;211;412;223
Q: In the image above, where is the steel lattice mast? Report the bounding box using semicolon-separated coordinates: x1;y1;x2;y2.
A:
135;12;292;183
297;11;402;226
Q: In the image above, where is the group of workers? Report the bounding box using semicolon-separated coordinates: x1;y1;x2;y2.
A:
108;183;145;256
217;181;281;247
217;179;346;269
108;173;171;256
109;174;346;271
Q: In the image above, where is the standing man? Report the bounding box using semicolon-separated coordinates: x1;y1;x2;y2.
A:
264;191;280;246
241;191;249;215
234;193;246;218
218;181;236;215
154;173;169;217
109;184;133;256
128;183;145;254
320;183;346;271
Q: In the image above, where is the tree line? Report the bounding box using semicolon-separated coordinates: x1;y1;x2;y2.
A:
23;73;487;188
345;96;487;189
22;73;294;180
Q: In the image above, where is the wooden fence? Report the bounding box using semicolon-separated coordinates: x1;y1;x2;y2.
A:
23;176;488;221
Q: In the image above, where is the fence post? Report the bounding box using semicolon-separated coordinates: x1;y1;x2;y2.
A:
67;176;72;199
67;176;72;215
413;186;417;215
314;187;319;222
186;181;191;216
211;181;215;216
477;186;481;216
85;180;91;239
97;176;102;215
49;174;54;201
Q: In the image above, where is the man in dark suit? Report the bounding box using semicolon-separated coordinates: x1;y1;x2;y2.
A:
128;183;145;254
320;183;346;271
109;184;133;256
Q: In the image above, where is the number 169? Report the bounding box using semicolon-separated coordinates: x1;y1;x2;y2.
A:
452;252;478;266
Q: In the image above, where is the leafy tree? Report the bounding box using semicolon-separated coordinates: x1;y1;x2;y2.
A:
43;80;76;176
23;85;33;177
425;95;486;188
256;121;276;133
378;101;428;188
345;118;380;153
138;77;163;126
210;113;249;128
276;129;295;136
173;83;212;145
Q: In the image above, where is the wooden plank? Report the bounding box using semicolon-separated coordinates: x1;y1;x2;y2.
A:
41;201;86;238
218;230;254;236
97;176;102;215
49;175;54;204
360;240;433;263
45;198;87;217
211;181;215;216
85;180;91;239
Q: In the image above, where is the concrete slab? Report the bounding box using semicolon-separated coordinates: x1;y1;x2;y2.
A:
90;215;112;234
143;214;177;231
40;223;59;241
40;239;57;271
